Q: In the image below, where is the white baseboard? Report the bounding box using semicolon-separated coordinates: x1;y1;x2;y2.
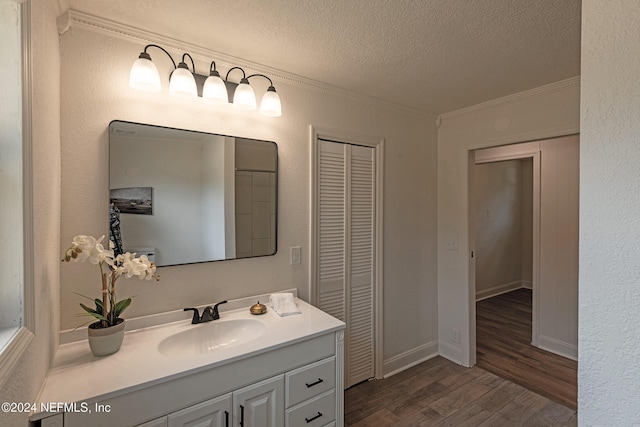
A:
438;341;464;366
522;280;533;289
537;335;578;361
476;281;523;301
382;341;438;378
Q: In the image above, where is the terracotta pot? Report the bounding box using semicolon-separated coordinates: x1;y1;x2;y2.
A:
87;319;125;357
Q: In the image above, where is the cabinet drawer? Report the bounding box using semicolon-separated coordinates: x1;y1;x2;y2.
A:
285;390;335;427
286;357;335;407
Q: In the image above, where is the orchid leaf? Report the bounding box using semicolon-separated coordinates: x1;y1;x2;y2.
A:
94;299;105;315
77;309;107;322
113;298;132;318
79;302;100;315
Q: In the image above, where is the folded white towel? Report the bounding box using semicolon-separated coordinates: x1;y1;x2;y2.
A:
269;293;301;317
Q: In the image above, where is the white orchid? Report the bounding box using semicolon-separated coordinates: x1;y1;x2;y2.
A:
62;234;159;327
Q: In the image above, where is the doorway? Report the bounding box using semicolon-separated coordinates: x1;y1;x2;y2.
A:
468;141;542;366
473;158;534;304
468;136;579;409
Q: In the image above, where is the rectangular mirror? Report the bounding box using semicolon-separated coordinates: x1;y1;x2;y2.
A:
109;121;277;266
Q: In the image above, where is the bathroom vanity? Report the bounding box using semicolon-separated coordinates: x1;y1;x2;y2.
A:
31;297;345;427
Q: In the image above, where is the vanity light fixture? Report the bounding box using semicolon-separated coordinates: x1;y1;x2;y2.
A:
129;44;282;117
227;67;256;110
168;54;198;98
202;61;228;104
129;44;168;92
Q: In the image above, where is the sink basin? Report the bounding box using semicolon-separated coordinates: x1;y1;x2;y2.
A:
158;318;267;356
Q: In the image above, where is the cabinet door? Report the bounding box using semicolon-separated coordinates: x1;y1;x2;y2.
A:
168;393;232;427
233;375;284;427
137;417;168;427
40;414;64;427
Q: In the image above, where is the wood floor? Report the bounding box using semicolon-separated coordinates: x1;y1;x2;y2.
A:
344;356;577;426
476;288;577;410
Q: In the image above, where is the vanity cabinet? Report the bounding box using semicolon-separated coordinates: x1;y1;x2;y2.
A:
157;375;285;427
167;393;232;427
233;375;284;427
36;332;344;427
135;360;337;427
136;418;169;427
285;357;337;427
32;298;345;427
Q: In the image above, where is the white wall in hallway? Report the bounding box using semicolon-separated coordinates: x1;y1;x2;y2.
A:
437;78;580;365
538;135;579;359
472;136;579;360
474;159;526;299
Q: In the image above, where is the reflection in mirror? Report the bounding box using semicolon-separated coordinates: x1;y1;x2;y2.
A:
109;121;277;266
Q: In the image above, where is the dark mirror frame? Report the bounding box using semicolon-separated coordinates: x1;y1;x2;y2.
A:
108;120;278;267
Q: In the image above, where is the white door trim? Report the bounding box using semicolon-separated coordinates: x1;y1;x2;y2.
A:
468;141;541;366
309;125;385;380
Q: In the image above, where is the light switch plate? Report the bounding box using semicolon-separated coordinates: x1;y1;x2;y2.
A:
446;237;459;251
290;246;301;265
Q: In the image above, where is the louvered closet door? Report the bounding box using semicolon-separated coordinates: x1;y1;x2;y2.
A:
318;140;375;388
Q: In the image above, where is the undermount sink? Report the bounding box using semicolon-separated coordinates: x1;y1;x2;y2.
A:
158;318;267;356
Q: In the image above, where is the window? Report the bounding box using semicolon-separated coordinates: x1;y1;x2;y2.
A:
0;0;33;387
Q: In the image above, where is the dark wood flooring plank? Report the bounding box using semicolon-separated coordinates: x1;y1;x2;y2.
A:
476;288;578;409
344;355;577;426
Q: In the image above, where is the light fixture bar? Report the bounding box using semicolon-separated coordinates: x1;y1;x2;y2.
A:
129;44;282;116
193;74;238;102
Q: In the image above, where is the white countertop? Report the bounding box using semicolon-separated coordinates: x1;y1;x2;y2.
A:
35;298;344;413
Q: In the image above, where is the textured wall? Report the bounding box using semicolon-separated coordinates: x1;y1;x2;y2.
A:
0;0;61;426
437;79;580;365
580;0;640;422
57;22;438;367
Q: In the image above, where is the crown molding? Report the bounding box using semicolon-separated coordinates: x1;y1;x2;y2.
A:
438;76;580;121
56;9;430;118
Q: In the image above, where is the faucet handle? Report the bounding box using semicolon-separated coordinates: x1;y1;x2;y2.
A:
212;300;228;320
184;307;201;324
200;306;215;322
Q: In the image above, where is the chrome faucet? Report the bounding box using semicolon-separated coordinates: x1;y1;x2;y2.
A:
184;300;228;324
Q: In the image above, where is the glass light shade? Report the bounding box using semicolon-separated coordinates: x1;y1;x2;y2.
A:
233;80;257;110
169;66;197;98
259;88;282;117
129;57;161;92
202;75;228;104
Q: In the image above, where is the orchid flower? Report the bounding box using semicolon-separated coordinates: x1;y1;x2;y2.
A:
62;234;159;327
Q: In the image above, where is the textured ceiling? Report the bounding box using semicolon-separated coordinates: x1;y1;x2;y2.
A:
62;0;581;115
